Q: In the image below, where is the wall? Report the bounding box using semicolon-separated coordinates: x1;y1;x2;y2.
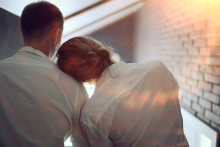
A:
0;7;23;60
90;13;136;63
135;0;220;131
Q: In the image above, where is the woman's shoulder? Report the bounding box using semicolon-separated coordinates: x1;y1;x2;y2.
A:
117;60;164;72
140;60;164;66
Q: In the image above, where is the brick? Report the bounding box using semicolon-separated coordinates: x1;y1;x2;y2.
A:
180;83;191;92
214;67;220;76
188;47;199;55
199;98;212;110
207;12;219;24
181;98;191;107
210;47;220;56
183;40;193;47
159;56;172;61
193;20;206;30
200;47;211;56
209;29;218;35
182;27;193;34
203;26;220;37
198;81;212;91
182;69;192;77
204;74;220;84
172;68;181;73
200;65;213;74
194;39;207;46
210;121;220;131
173;56;183;62
179;33;189;41
191;56;204;64
207;37;220;46
188;63;199;71
186;78;198;86
197;113;210;124
192;102;205;114
212;104;220;115
213;84;220;95
181;57;192;64
176;74;186;83
166;32;178;38
204;57;220;65
158;39;179;45
204;91;220;104
169;62;179;67
199;47;210;56
204;47;220;56
191;71;203;80
191;87;203;97
187;93;199;102
174;42;183;48
180;63;188;69
205;110;220;124
157;40;166;46
160;45;174;50
157;50;175;56
190;30;201;39
175;50;188;56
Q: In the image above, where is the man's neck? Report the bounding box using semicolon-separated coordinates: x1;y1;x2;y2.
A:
24;41;50;58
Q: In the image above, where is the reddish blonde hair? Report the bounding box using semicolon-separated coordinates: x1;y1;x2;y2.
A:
57;36;120;82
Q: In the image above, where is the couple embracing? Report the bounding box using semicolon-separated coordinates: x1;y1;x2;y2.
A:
0;2;189;147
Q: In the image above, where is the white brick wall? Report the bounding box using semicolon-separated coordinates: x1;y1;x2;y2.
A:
135;0;220;131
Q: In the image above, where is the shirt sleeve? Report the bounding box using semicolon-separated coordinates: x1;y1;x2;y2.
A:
81;122;115;147
59;73;90;147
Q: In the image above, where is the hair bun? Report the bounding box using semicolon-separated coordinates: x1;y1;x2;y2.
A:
87;51;99;65
87;51;97;57
96;49;109;59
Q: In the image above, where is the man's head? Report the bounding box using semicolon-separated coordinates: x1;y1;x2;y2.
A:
20;1;64;58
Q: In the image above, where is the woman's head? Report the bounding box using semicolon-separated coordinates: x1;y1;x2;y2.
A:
57;36;121;82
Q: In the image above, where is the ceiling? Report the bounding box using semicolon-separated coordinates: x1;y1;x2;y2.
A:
0;0;101;17
0;0;144;42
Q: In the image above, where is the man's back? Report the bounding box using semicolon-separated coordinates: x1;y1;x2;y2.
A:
0;47;89;147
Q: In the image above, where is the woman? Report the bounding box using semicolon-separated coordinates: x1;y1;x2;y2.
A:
57;36;189;147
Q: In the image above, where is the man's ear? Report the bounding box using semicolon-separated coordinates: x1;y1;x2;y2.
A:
21;32;26;42
52;28;61;45
21;32;24;38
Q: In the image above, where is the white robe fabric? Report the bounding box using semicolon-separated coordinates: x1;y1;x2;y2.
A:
0;47;90;147
81;60;189;147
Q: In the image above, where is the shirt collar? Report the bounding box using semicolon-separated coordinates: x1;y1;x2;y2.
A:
97;62;123;84
17;46;49;60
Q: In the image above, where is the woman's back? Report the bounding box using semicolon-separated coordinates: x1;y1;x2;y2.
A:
81;60;189;147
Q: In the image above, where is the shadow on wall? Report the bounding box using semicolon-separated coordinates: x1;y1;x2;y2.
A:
0;8;23;61
89;13;136;63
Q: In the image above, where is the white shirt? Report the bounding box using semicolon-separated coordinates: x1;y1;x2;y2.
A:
81;60;189;147
0;47;90;147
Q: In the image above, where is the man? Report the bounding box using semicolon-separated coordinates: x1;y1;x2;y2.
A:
0;2;89;147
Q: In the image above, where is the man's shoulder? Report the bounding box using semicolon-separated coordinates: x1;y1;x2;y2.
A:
0;55;15;64
57;71;81;90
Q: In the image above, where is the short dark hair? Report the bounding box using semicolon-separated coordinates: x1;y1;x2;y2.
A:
20;1;64;41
